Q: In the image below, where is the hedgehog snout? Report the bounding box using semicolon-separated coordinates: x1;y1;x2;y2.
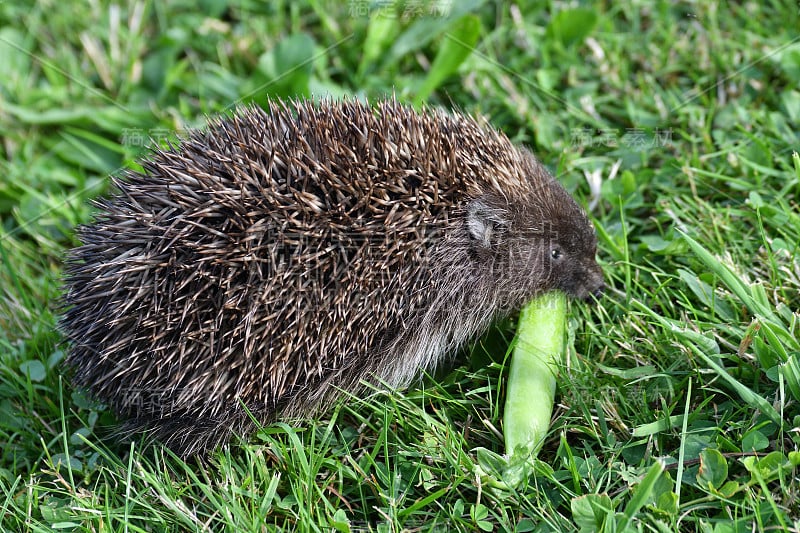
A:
581;262;606;301
557;259;605;301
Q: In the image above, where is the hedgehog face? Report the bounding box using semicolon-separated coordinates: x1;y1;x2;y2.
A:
466;192;604;308
543;217;605;300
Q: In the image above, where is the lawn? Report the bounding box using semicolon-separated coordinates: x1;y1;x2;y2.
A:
1;1;799;531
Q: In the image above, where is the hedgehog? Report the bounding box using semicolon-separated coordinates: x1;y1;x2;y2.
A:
60;98;604;456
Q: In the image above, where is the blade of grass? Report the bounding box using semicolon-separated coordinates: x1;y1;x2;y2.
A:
641;308;783;429
680;231;777;321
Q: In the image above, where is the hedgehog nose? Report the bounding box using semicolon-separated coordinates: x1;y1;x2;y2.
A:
581;283;604;302
591;284;605;299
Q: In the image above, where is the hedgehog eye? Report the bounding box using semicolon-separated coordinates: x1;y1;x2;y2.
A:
550;247;563;260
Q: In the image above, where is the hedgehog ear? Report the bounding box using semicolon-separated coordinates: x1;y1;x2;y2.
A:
466;198;509;249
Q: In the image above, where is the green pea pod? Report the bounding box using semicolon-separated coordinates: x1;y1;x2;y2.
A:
504;291;567;458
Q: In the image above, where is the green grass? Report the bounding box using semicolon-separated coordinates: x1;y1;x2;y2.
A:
2;0;800;530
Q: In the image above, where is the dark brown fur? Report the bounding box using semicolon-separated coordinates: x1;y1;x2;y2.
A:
60;99;603;455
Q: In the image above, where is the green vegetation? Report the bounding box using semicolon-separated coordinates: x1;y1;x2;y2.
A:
504;291;567;459
2;1;799;530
